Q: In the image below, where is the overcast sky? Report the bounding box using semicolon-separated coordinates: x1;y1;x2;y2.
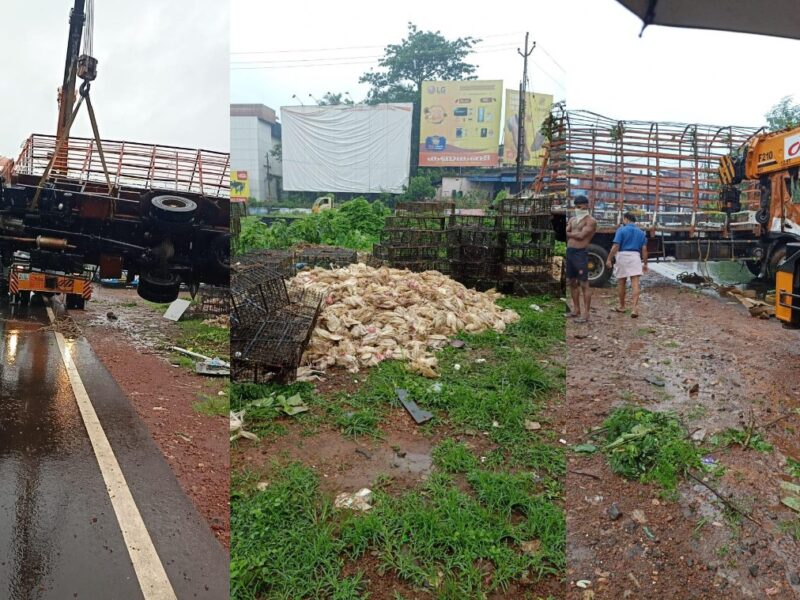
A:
231;0;799;130
0;0;228;158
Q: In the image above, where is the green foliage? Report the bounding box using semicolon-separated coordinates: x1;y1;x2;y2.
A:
765;95;800;131
710;428;773;453
193;391;229;416
230;463;365;600
432;439;479;473
175;318;229;359
360;22;480;173
235;197;392;254
602;407;702;490
333;408;382;438
401;175;436;200
317;92;355;106
787;457;800;479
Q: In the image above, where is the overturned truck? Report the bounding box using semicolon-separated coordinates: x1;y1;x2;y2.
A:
0;134;230;303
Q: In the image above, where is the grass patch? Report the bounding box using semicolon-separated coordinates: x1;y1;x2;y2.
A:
787;458;800;479
710;428;773;453
193;390;229;416
231;465;564;599
602;407;702;490
333;408;382;438
778;519;800;541
230;463;364;600
175;318;229;359
432;439;479;473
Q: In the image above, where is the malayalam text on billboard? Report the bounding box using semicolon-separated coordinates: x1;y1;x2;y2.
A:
502;90;553;167
419;80;502;167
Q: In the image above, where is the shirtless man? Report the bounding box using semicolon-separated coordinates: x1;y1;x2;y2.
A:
566;195;597;322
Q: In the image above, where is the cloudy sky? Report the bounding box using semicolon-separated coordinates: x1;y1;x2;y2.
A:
231;0;799;129
0;0;228;158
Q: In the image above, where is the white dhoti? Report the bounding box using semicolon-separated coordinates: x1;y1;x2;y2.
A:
614;251;643;279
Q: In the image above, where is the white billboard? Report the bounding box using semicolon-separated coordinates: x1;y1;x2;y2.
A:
281;103;413;194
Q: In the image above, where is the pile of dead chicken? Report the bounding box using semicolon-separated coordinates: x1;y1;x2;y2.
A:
293;264;519;377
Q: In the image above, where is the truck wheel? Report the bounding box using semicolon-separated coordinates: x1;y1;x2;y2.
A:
587;243;611;287
19;290;31;306
66;294;86;310
137;271;180;303
767;245;787;281
149;195;198;223
210;233;231;272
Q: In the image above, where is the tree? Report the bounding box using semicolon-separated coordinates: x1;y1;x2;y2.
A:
317;92;355;106
765;96;800;131
402;175;436;200
360;23;480;176
270;143;282;162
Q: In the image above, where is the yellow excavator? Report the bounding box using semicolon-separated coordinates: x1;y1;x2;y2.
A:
719;125;800;327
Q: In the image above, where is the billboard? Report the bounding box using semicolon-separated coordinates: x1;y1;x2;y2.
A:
231;170;250;201
419;80;502;167
502;90;553;167
281;103;413;194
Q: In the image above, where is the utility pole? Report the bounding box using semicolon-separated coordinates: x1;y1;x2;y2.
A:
516;32;535;196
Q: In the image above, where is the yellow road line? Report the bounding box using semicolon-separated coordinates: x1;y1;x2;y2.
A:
46;306;177;600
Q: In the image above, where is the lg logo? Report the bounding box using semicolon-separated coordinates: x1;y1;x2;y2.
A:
785;134;800;159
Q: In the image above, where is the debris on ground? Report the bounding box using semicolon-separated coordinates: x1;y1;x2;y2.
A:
396;388;433;424
202;314;230;328
163;298;192;321
334;488;373;511
172;346;230;376
294;264;519;377
230;410;258;442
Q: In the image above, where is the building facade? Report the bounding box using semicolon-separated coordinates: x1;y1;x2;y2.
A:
230;104;282;201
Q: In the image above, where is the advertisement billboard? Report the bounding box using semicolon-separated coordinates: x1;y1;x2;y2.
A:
502;90;553;167
281;103;413;194
231;170;250;201
419;80;502;167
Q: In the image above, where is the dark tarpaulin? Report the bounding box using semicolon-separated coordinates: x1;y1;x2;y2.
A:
616;0;800;40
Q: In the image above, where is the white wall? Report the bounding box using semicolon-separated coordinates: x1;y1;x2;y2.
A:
230;115;282;200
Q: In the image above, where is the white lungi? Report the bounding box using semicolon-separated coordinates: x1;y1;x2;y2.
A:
614;251;643;279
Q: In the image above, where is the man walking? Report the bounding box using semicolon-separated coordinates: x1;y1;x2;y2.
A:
606;212;648;318
566;195;597;322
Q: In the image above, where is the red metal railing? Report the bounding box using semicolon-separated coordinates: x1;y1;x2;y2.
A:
536;106;761;231
14;134;230;198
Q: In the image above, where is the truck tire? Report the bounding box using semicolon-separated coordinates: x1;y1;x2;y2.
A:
66;294;85;310
18;290;31;306
586;243;612;287
149;195;198;223
767;245;787;281
137;271;181;303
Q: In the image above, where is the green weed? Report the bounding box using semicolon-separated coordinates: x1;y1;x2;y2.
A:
193;391;229;416
432;439;479;473
710;428;773;453
602;407;702;490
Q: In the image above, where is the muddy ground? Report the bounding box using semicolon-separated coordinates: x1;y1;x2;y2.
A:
566;273;800;599
70;286;230;548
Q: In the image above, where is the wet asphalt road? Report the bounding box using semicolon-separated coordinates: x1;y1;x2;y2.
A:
0;302;228;599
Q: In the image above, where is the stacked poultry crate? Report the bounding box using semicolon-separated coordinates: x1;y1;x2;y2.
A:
192;284;231;317
496;197;559;295
234;248;296;277
296;246;357;269
230;264;322;383
373;201;454;274
374;198;561;295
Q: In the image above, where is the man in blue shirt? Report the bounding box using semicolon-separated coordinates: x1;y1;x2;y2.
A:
606;212;648;318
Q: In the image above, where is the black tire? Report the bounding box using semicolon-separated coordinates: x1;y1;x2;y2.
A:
210;233;231;273
767;245;787;281
65;294;85;310
18;290;31;305
137;271;181;303
744;260;762;277
149;195;198;223
586;243;611;287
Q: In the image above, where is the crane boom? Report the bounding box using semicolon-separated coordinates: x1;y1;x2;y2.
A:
56;0;86;143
